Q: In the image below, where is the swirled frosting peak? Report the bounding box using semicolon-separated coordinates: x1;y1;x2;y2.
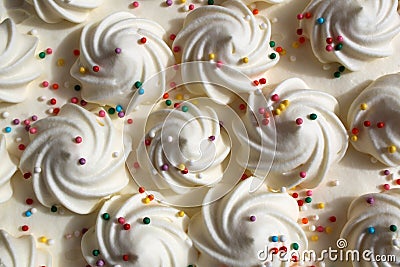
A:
19;104;128;214
0;229;52;267
348;73;400;166
26;0;102;23
189;177;308;267
70;12;174;109
172;0;279;104
235;78;348;190
0;18;40;103
341;189;400;266
81;194;198;267
299;0;400;71
0;134;17;203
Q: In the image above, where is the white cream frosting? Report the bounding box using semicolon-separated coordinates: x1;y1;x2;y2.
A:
70;12;174;109
127;96;247;207
242;0;287;4
81;194;198;267
172;0;279;104
26;0;102;23
348;73;400;167
235;78;348;190
0;18;40;103
19;104;128;214
341;189;400;266
189;177;308;267
0;134;17;204
0;229;52;267
299;0;400;71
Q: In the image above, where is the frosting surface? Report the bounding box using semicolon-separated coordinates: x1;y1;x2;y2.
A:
0;18;39;103
341;189;400;266
299;0;400;71
81;194;198;267
348;73;400;166
235;78;348;190
189;177;308;267
19;103;128;214
0;134;17;203
0;229;52;267
172;0;279;104
70;11;174;109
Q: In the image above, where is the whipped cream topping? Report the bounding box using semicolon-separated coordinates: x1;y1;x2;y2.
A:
70;12;174;109
348;73;400;166
341;189;400;266
0;18;40;103
81;194;198;267
235;78;348;190
172;0;279;104
26;0;102;23
0;134;17;203
299;0;400;71
0;229;52;267
189;177;308;267
242;0;286;4
127;96;247;207
19;104;128;214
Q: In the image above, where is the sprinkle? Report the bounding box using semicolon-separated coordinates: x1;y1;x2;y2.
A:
161;164;169;171
305;12;312;19
181;106;188;112
249;215;256;222
117;217;125;224
390;225;397;232
384;169;390;175
366;197;374;204
377;122;385;128
4;127;11;133
30;208;37;214
311;235;319;241
309;113;317;120
39;236;47;243
316;226;324;232
292;243;299;250
338;66;346;72
34;167;41;173
115;48;122;54
38;52;46;59
383;184;390;190
299;171;307;178
178;211;185;217
132;1;139;7
79;158;86;165
388;145;397;153
367;227;375;234
317;202;325;209
50;205;58;212
301;218;308;224
166;0;173;6
96;259;105;266
108;108;116;115
333;71;341;78
79;67;86;74
123;255;129;261
208;136;216;141
25;210;32;217
57;58;65;66
309;225;316;231
305;197;312;203
280;235;287;242
269;53;277;60
123;223;131;230
311;214;319;221
316;17;325;24
26;198;34;205
143;217;151;224
47;239;55;246
178;163;186;171
335;43;343;51
242;57;249;63
50;98;57;105
269;41;276;47
143;197;150;204
102;213;110;220
271;236;278;242
297;14;304;20
337;35;344;42
189;3;195;10
360;103;368;110
140;37;147;44
92;250;100;256
325;226;333;234
29;128;37;134
351;135;358;142
75;136;82;143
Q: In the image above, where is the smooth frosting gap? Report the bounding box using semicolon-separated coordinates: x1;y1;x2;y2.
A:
0;134;17;203
19;104;128;214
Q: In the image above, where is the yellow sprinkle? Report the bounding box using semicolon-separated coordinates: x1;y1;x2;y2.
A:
282;100;290;107
388;145;397;153
79;67;86;74
175;94;183;100
192;100;198;105
292;42;300;49
325;226;333;234
39;236;48;243
209;53;215;60
317;202;325;209
180;0;186;3
177;211;185;217
178;163;186;171
57;58;65;66
274;108;281;115
290;186;297;191
242;57;249;63
280;49;287;55
351;135;358;142
311;235;319;241
143;197;150;204
360;103;368;110
279;103;286;110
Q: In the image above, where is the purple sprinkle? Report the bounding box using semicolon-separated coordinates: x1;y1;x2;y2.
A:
96;259;105;266
250;215;256;222
118;111;125;118
31;115;38;121
383;170;390;175
79;158;86;165
25;125;31;131
161;164;169;171
80;100;87;106
366;197;374;205
208;135;215;141
115;48;122;54
13;119;20;125
166;0;173;6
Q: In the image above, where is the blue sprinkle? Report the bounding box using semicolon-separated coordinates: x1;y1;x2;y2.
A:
4;127;11;133
271;236;279;242
138;88;145;95
316;17;325;24
25;210;32;217
116;105;123;112
368;227;375;234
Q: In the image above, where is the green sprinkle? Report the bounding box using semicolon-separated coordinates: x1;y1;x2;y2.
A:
208;0;214;4
334;71;341;78
309;113;317;120
338;66;345;72
143;217;151;224
39;52;46;59
305;197;312;203
102;213;110;220
292;243;299;250
165;99;172;106
50;205;58;212
182;106;188;112
269;41;276;48
269;53;277;60
390;225;397;232
335;43;343;51
92;249;100;256
134;81;142;89
74;85;81;91
108;108;116;114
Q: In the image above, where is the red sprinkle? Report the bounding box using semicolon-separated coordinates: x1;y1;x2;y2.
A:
377;122;385;128
123;223;131;230
138;187;145;193
21;225;29;232
73;49;80;56
297;200;304;206
140;37;147;44
364;121;371;127
252;9;259;15
71;97;79;104
127;119;133;124
52;83;59;90
26;198;34;205
46;48;53;55
18;144;26;151
329;216;337;222
259;78;267;84
253;80;260;86
296;29;303;35
53;108;60;115
93;66;100;72
351;128;359;135
50;98;57;105
122;255;129;261
298;37;306;44
305;12;312;19
23;172;31;179
292;192;299;198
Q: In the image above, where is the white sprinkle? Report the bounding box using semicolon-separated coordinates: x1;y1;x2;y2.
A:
331;179;340;186
280;235;287;242
34;167;42;173
1;112;9;118
244;15;251;21
311;214;319;221
322;64;331;71
30;208;37;214
289;55;297;62
65;233;72;239
15;137;22;142
280;187;287;193
188;159;195;166
47;239;55;246
197;173;203;178
183;5;189;11
149;131;155;138
259;23;267;30
370;157;378;163
309;225;316;231
112;152;119;158
74;230;80;237
39;96;47;101
264;262;272;267
319;262;326;267
29;29;38;36
48;108;54;114
271;17;278;23
393;239;400;246
255;89;262;95
300;205;308;211
249;3;256;9
167;136;173;142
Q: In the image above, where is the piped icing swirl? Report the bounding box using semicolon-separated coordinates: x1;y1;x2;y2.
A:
235;78;348;190
189;177;308;267
70;12;174;109
0;134;17;203
299;0;400;71
26;0;102;23
81;194;198;267
172;0;279;104
19;104;128;214
348;73;400;166
0;229;52;267
341;190;400;266
0;18;40;103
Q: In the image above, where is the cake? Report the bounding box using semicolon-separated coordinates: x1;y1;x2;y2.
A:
0;0;399;266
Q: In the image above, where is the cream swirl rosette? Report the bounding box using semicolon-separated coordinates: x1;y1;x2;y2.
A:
340;189;400;266
70;12;174;109
189;177;308;267
26;0;102;23
235;78;348;190
348;73;400;166
0;134;17;203
0;229;52;267
81;194;198;267
0;18;40;103
172;0;279;104
299;0;400;71
19;104;128;214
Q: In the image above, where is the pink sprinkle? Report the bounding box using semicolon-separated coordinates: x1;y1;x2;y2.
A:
326;45;333;52
173;46;181;53
299;171;306;178
24;120;31;126
189;3;195;10
326;37;333;44
383;184;390;190
71;97;79;104
133;162;140;169
316;226;324;232
46;48;53;55
337;35;344;42
258;108;266;114
216;60;223;68
132;1;139;7
297;14;304;20
29;127;37;134
75;136;83;143
170;82;177;88
173;64;179;71
306;190;313;196
99;110;106;117
295;118;303;125
262;119;269;126
42;81;49;87
118;217;126;224
271;94;279;102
